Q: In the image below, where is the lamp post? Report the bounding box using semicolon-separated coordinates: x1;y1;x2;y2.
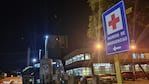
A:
32;58;37;63
130;44;136;80
39;49;42;61
45;35;49;59
131;45;136;50
96;44;102;49
95;43;103;75
32;58;37;67
32;58;37;84
95;43;102;63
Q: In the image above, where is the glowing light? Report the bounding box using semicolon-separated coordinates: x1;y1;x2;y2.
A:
131;45;136;50
96;44;102;49
32;58;37;63
45;35;49;39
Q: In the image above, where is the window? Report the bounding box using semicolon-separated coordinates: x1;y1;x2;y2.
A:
144;53;149;59
65;58;73;65
132;53;145;59
72;67;92;76
121;65;130;72
73;56;77;62
80;54;85;60
85;53;91;60
65;53;90;65
65;61;67;65
66;69;73;75
132;53;137;59
140;53;144;59
93;63;113;74
72;54;85;63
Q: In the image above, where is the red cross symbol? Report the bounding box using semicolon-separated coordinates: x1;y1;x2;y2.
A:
108;14;120;30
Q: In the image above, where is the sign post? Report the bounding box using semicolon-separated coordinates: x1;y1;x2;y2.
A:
102;1;130;84
114;54;122;84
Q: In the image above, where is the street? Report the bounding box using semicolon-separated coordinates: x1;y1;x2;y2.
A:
124;79;149;84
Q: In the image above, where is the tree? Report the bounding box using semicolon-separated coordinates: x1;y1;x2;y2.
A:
87;0;99;40
87;0;119;41
87;0;149;48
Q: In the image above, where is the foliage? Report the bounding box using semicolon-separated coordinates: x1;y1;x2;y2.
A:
88;0;99;12
87;0;119;40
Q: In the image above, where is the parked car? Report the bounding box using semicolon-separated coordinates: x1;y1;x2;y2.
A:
122;71;135;81
135;71;145;79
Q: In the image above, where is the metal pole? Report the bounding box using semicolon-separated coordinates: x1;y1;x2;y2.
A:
39;49;42;60
27;48;31;66
114;54;123;84
45;36;48;59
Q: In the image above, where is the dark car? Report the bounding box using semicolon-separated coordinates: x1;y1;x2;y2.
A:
122;71;135;81
135;71;145;79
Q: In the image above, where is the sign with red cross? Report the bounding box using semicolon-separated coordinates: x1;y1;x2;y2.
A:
102;1;130;55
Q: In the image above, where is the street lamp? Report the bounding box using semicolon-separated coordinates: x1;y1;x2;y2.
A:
131;45;136;50
96;44;102;49
39;49;42;61
45;35;48;39
95;43;103;74
45;35;49;59
130;40;136;50
130;44;136;80
32;58;37;63
95;43;102;62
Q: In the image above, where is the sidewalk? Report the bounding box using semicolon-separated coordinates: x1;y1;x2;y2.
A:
123;78;149;84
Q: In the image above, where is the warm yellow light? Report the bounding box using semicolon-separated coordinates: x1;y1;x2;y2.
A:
131;45;136;50
96;44;101;49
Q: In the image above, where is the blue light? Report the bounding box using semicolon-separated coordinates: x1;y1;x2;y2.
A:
32;58;37;63
45;35;49;39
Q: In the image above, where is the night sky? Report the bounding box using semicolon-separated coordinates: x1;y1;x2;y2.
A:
1;0;149;72
0;0;90;71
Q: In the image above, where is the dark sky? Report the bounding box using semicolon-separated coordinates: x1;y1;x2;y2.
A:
1;0;148;72
0;0;90;71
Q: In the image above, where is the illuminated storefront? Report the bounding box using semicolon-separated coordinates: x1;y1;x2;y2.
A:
65;53;91;65
93;63;114;75
64;48;149;76
66;67;92;76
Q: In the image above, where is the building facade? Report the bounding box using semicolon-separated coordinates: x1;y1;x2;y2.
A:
64;48;149;76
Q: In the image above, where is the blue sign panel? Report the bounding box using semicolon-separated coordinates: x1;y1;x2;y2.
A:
102;1;130;55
